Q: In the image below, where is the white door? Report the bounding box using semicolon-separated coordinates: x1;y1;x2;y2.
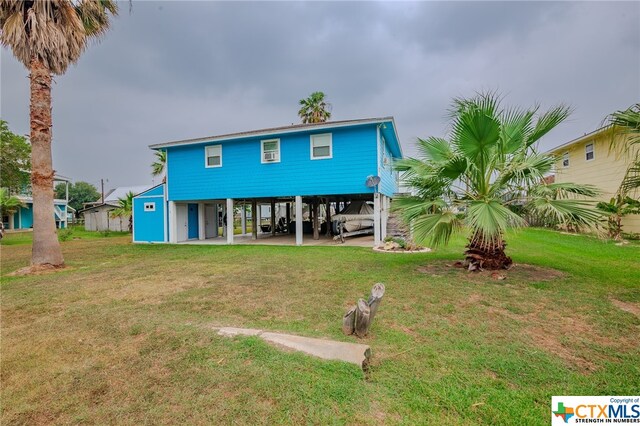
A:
176;204;188;242
205;204;216;238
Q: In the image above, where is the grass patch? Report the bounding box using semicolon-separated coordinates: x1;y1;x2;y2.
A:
1;228;639;424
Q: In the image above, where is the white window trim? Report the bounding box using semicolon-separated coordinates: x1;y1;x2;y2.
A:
310;133;333;160
261;138;281;164
562;152;569;168
585;143;595;162
144;202;156;212
205;145;222;168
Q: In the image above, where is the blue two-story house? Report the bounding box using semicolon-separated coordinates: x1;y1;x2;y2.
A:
132;117;402;246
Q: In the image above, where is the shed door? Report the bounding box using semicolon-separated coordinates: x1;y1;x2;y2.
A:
187;203;199;239
205;204;216;238
176;204;188;242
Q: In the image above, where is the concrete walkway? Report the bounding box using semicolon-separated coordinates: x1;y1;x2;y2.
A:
217;327;371;369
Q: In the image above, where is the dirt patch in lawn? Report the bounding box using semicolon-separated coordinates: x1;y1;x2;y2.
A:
7;264;69;276
417;260;566;283
610;298;640;318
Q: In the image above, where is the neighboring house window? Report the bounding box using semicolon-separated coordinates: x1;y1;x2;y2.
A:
261;139;280;163
310;133;332;159
205;145;222;167
144;202;156;212
562;152;569;168
585;143;594;161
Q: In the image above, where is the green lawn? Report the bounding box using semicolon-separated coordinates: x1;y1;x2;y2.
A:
1;229;638;425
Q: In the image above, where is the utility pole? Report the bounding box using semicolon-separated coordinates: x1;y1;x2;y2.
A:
101;178;105;203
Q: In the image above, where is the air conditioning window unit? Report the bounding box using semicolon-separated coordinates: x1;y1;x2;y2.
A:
264;151;278;161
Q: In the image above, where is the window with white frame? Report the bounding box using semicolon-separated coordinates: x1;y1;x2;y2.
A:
310;133;332;159
585;143;594;161
261;139;280;163
144;202;156;212
205;145;222;167
562;152;569;167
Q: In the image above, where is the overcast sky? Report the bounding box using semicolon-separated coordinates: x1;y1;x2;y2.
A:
2;1;639;190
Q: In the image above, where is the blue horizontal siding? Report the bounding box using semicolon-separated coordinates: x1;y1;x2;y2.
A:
379;138;398;197
138;184;164;197
133;195;165;242
167;125;379;201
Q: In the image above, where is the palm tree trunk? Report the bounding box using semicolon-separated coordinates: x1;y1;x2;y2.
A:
464;233;512;270
29;57;64;267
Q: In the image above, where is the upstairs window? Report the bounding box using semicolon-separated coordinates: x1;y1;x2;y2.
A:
205;145;222;168
261;139;280;163
144;202;156;212
310;133;332;160
585;143;594;161
562;152;569;167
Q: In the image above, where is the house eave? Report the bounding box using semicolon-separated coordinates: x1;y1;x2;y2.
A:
149;117;397;150
546;126;613;155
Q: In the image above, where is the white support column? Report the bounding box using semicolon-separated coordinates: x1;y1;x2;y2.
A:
8;212;15;230
226;198;234;244
222;203;226;238
198;202;205;240
241;204;247;235
213;203;219;237
374;193;381;247
295;196;303;246
381;195;389;241
169;201;178;243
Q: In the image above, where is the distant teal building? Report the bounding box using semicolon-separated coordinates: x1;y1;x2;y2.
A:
132;117;402;246
2;196;69;230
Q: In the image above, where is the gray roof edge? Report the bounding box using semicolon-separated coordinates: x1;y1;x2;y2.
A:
545;125;612;154
149;117;395;149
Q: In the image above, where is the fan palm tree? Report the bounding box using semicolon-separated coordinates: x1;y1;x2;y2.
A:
394;93;602;270
298;91;332;124
605;104;640;195
110;191;134;233
151;150;167;182
1;0;118;267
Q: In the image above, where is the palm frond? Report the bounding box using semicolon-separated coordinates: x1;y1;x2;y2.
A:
531;182;600;199
151;150;166;177
527;104;572;147
465;199;526;242
392;196;462;246
528;198;602;230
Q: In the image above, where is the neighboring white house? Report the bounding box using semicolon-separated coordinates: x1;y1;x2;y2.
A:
79;185;152;232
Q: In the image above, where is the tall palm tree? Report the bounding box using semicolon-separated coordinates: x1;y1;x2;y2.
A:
151;150;167;182
298;91;332;124
394;93;602;270
110;191;134;233
1;0;118;266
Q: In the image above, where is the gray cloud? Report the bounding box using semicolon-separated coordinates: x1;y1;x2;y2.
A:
1;1;638;190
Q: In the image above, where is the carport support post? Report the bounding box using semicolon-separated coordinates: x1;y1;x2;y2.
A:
270;199;276;236
198;202;205;240
226;198;234;244
374;193;381;247
295;196;303;246
241;203;247;235
285;203;291;234
169;201;177;243
325;198;331;237
251;200;258;240
312;198;319;240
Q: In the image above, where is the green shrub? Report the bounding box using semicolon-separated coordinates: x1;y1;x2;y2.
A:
58;228;73;241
